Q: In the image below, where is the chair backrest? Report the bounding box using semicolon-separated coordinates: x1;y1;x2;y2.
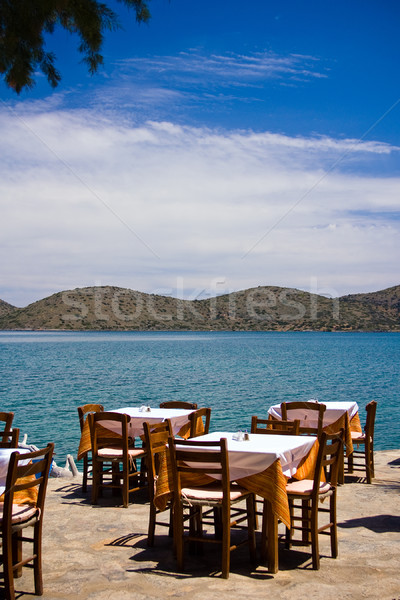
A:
188;407;211;438
365;401;377;441
0;428;19;448
159;401;198;410
142;420;172;499
169;437;229;503
280;402;326;437
77;404;104;432
250;416;300;435
88;411;130;456
3;443;54;519
312;430;344;494
0;411;14;443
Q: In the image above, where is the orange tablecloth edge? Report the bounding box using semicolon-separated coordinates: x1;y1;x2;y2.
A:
153;444;321;529
0;473;38;506
77;415;200;461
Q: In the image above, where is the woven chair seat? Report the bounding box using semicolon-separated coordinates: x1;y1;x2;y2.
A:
181;483;249;505
285;479;331;495
0;504;38;526
97;447;146;459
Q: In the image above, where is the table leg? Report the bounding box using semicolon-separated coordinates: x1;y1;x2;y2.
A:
261;499;278;573
338;446;345;484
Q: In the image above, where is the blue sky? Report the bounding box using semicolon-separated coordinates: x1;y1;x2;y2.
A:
1;0;399;306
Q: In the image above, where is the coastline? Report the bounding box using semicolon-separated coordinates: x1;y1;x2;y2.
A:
1;284;399;332
1;328;400;333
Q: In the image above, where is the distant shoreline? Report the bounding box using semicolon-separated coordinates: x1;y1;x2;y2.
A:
1;284;399;332
1;328;399;334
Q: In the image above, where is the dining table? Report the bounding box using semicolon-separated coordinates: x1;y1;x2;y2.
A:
154;430;319;573
267;400;362;455
77;406;197;461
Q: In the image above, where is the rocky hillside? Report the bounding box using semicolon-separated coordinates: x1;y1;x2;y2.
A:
0;299;16;317
0;284;399;331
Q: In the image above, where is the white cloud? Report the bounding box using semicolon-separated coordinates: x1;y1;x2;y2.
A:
0;105;399;306
117;50;328;86
79;49;330;119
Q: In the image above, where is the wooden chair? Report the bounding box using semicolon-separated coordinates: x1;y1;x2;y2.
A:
159;401;198;409
0;429;19;448
0;412;14;443
284;430;344;570
142;420;173;546
281;401;326;438
168;436;256;579
77;404;104;492
251;416;300;435
88;411;146;508
0;443;54;600
347;401;377;483
188;407;211;438
250;417;300;531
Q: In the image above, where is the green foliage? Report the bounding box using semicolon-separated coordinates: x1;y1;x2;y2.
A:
0;0;151;93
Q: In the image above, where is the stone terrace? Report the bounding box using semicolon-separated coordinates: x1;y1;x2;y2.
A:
5;449;400;600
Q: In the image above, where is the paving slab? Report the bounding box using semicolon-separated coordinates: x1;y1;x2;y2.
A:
4;449;400;600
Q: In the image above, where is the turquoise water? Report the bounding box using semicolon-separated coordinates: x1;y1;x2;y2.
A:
0;331;398;464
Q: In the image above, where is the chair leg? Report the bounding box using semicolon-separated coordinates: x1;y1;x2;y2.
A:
285;498;294;550
3;530;15;600
148;502;156;546
112;463;120;497
302;499;310;543
365;441;373;483
330;493;338;559
139;455;147;487
82;454;89;493
175;503;184;571
221;505;230;579
347;451;354;474
195;507;204;556
33;522;43;596
11;532;22;578
246;495;257;564
311;501;320;570
338;447;344;485
188;506;202;555
122;464;129;508
91;460;101;504
213;506;223;539
168;506;173;538
370;444;375;479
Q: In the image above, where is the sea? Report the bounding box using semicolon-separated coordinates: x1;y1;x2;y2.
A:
0;330;398;466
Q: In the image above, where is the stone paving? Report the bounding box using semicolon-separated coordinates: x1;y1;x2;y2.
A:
5;449;400;600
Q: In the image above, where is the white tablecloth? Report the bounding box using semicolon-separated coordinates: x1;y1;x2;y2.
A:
0;447;30;495
179;431;316;480
107;407;195;437
268;401;359;429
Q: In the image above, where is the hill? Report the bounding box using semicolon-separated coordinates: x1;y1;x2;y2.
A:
0;284;399;331
0;299;16;317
